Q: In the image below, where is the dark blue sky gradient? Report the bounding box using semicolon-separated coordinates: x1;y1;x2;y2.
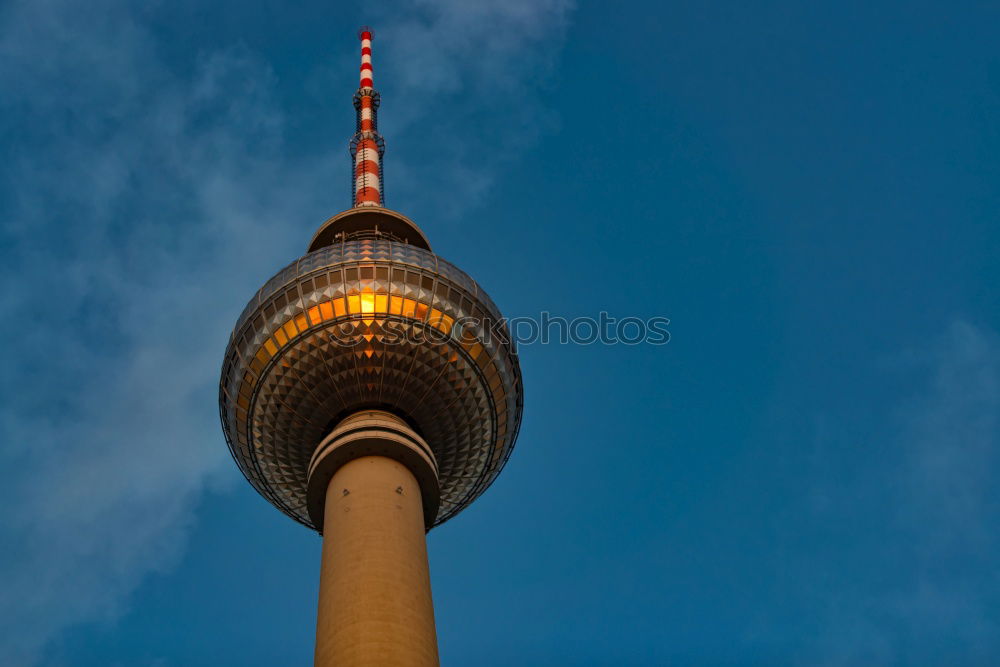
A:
2;1;999;665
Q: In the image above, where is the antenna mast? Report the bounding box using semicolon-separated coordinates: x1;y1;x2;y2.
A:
351;27;384;207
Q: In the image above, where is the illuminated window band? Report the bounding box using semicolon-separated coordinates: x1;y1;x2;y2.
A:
239;292;502;419
250;292;457;373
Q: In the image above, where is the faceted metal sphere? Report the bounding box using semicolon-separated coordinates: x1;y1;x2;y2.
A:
219;235;523;530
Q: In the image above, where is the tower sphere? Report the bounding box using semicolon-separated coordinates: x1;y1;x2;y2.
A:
218;207;523;530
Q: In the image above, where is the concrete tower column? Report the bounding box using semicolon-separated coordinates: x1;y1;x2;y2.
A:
307;411;441;667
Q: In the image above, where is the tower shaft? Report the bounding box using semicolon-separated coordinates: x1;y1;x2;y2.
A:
312;411;441;666
316;456;439;667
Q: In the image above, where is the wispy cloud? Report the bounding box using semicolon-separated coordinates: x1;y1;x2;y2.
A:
0;8;320;664
811;321;1000;665
368;0;573;217
0;0;573;663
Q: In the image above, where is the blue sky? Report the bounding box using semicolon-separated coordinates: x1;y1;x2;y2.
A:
1;1;999;665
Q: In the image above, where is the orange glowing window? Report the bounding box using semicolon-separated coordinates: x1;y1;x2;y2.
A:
428;308;451;333
307;306;321;325
389;295;403;315
264;338;278;356
374;294;388;313
319;301;334;320
274;328;288;346
438;313;454;334
255;346;270;363
360;292;375;314
347;295;361;314
402;298;417;318
415;302;428;320
333;298;347;317
295;313;308;332
283;320;298;339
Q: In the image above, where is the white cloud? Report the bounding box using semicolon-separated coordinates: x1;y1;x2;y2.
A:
366;0;574;217
812;321;1000;665
0;7;328;666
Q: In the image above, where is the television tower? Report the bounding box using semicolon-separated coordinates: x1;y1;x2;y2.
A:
218;28;523;666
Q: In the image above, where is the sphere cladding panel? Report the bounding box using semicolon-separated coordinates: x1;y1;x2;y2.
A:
219;239;523;529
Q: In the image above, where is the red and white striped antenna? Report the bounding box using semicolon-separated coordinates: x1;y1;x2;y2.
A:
350;27;384;208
